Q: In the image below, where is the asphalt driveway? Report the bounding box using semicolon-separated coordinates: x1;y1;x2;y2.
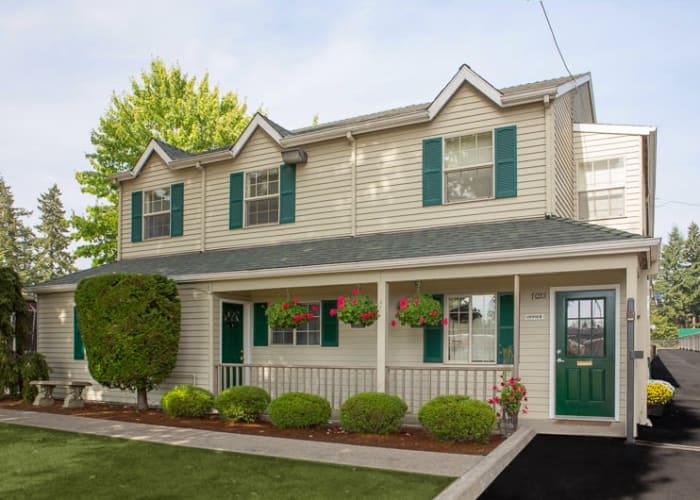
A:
481;349;700;499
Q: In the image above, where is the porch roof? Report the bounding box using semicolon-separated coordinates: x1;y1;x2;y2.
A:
34;216;654;290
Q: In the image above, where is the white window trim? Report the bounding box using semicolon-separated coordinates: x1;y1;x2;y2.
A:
444;293;498;365
244;167;280;227
143;186;171;240
269;301;322;347
442;129;495;204
576;157;626;221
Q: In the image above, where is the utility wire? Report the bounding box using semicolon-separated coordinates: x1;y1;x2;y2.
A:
539;1;576;82
655;198;700;208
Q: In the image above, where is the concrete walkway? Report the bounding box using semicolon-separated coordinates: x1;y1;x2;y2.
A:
0;407;534;497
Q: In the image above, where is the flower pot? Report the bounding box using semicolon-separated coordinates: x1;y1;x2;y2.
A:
647;403;664;417
499;412;518;437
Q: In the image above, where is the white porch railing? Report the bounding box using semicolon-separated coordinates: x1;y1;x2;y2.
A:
215;363;513;413
386;365;512;413
215;364;376;410
679;333;700;352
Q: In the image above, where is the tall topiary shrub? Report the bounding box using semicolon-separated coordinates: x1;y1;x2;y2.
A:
75;273;181;410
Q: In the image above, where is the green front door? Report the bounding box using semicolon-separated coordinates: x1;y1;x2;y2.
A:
555;290;615;417
221;303;243;387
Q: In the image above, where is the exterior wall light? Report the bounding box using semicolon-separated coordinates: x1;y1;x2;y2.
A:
281;148;308;165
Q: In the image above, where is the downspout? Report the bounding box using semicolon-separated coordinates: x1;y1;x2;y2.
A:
346;131;357;237
196;161;206;252
626;297;636;443
513;274;521;376
543;95;554;215
116;181;123;260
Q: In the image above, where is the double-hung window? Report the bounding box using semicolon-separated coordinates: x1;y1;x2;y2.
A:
271;303;321;346
246;168;279;226
446;294;497;363
143;187;171;239
444;131;494;202
577;157;625;220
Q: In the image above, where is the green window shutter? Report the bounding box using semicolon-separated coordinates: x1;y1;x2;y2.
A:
73;306;84;360
497;293;514;364
253;303;269;346
279;164;296;224
423;294;444;363
422;138;443;206
170;182;184;237
229;172;244;229
131;191;143;242
321;300;339;347
494;125;517;198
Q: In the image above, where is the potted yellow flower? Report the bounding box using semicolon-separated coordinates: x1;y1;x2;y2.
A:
647;380;674;417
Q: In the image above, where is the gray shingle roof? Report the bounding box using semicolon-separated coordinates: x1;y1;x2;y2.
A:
38;217;650;288
153;138;193;160
500;73;587;96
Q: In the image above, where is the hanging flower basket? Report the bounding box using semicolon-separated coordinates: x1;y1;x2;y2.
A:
392;294;447;328
330;289;379;327
266;298;313;329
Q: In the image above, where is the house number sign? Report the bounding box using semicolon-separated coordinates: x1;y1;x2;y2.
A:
530;292;547;300
525;313;545;321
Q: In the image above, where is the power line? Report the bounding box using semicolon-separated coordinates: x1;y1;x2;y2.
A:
539;1;576;81
656;198;700;208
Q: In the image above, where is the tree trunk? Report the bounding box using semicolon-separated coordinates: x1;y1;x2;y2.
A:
136;388;148;410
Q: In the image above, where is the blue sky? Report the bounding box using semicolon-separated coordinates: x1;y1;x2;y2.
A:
1;0;698;249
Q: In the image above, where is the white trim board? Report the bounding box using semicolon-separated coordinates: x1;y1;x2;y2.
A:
574;123;656;136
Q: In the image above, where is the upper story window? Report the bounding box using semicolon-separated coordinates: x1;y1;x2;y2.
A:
446;294;497;363
444;131;494;202
246;168;279;226
577;157;625;220
271;303;321;346
144;187;171;239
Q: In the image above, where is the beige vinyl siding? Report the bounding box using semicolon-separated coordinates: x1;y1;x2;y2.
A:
204;130;352;250
120;154;202;259
36;285;213;405
553;93;576;218
572;82;594;123
355;83;547;233
574;131;644;234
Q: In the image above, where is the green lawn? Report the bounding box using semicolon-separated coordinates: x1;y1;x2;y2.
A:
0;423;453;499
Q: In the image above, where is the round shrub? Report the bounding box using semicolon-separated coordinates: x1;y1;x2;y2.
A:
418;395;496;443
340;392;408;434
268;392;331;429
215;386;271;422
18;352;50;403
161;385;214;417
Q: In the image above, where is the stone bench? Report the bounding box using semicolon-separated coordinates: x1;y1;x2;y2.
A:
30;380;92;408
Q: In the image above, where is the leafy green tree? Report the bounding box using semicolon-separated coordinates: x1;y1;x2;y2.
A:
75;273;181;409
34;184;75;282
0;177;35;284
73;58;253;266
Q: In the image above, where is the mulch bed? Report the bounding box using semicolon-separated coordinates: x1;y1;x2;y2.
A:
0;399;503;455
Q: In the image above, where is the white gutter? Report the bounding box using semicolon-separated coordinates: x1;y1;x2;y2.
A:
33;237;659;294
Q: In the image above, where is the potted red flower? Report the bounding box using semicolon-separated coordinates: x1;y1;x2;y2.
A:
391;294;447;328
330;289;379;327
266;298;313;329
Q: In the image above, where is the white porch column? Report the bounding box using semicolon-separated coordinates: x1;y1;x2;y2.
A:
513;274;521;376
625;263;639;441
376;276;388;392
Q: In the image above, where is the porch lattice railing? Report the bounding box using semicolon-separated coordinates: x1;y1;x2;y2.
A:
214;363;513;412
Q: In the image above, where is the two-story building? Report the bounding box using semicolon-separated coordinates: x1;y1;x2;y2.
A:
33;64;659;438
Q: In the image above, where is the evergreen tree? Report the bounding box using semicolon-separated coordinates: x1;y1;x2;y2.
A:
0;177;35;284
34;184;75;282
72;58;252;266
655;226;688;329
683;222;700;324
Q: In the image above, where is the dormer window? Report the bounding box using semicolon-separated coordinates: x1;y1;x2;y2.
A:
144;187;171;239
246;168;279;226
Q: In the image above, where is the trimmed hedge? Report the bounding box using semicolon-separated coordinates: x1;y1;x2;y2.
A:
418;395;496;443
161;385;215;417
268;392;331;429
340;392;407;434
214;386;271;422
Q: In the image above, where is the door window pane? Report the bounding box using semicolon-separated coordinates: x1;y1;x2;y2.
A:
565;298;606;357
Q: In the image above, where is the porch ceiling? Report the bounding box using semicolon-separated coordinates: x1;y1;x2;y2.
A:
34;216;654;289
